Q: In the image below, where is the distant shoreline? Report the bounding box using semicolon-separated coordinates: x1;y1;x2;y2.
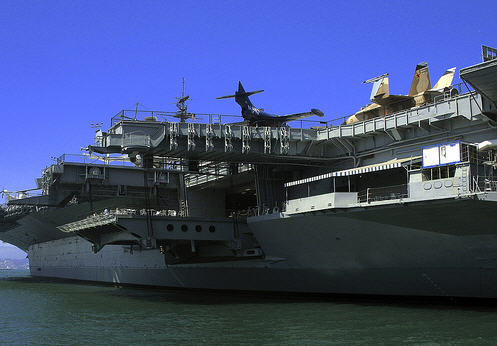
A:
0;258;29;270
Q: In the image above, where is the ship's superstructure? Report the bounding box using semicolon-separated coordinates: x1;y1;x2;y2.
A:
2;46;497;298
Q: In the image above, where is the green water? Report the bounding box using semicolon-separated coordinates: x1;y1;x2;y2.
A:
1;270;497;345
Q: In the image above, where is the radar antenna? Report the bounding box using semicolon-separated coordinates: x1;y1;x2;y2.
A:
173;78;194;122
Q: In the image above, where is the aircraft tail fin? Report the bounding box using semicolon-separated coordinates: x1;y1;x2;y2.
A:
216;94;237;99
408;62;431;96
236;81;264;97
363;74;389;101
217;81;264;110
216;81;264;99
432;67;456;90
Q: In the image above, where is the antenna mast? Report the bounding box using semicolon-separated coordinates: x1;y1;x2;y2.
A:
182;77;185;99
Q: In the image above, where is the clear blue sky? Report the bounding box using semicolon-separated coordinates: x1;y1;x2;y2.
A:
1;0;496;254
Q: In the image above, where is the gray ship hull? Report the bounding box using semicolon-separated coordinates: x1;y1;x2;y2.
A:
4;46;497;299
28;197;497;298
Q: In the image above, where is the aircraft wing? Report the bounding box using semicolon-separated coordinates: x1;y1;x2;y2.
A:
353;102;382;116
374;94;414;106
345;103;382;124
278;108;325;123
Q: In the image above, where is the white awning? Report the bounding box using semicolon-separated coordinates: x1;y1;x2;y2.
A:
284;156;421;187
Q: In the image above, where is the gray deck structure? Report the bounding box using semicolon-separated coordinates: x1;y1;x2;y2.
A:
90;92;491;166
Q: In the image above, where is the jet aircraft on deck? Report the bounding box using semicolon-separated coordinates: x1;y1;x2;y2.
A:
346;63;457;124
217;81;324;127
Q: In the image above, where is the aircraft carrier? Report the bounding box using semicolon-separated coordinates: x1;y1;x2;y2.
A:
2;45;497;298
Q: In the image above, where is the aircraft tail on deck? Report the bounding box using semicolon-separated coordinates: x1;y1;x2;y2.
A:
408;62;431;96
216;81;264;109
363;74;389;101
432;67;456;90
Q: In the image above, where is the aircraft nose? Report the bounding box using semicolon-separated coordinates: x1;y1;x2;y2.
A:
311;108;324;117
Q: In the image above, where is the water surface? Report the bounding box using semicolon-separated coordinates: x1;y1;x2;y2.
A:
1;270;497;345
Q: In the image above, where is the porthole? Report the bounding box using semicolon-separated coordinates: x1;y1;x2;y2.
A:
167;224;174;231
209;225;216;233
195;225;202;232
181;224;188;232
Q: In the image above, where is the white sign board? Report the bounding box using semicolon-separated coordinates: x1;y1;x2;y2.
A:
422;141;461;168
439;142;461;165
422;146;440;168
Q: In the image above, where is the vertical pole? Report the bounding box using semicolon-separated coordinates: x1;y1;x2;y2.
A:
87;180;93;212
301;120;303;141
143;166;153;248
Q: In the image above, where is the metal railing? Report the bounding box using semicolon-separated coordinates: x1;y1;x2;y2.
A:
1;204;48;219
246;202;285;217
185;163;253;187
321;83;474;128
109;82;476;132
110;109;332;130
55;154;134;167
472;176;497;192
482;45;497;62
358;184;408;203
